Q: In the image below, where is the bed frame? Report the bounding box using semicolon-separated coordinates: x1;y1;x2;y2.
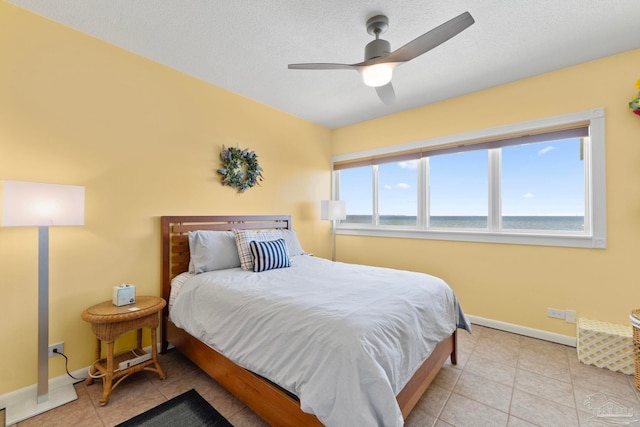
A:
161;215;457;426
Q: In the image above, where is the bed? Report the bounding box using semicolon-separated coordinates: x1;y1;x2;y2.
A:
161;215;468;426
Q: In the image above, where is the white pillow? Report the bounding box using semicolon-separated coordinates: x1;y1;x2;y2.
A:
280;229;306;257
234;229;285;271
188;230;241;273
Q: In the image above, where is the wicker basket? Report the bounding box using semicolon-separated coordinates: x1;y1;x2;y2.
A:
631;309;640;390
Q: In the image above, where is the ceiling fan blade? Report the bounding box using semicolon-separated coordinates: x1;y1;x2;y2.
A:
288;63;356;70
375;82;396;105
383;11;474;64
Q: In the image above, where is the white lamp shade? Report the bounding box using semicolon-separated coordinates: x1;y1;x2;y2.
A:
320;200;346;221
1;180;85;227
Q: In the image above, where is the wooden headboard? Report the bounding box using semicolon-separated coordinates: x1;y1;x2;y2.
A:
160;215;292;308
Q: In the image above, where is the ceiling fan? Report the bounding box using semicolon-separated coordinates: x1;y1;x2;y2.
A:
288;11;475;105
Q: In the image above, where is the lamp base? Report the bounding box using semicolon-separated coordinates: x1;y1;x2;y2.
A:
3;381;77;425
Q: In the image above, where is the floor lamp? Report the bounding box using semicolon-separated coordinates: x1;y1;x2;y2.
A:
320;200;346;261
1;180;84;423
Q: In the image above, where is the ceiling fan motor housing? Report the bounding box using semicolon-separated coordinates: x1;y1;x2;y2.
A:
365;38;391;61
365;15;391;60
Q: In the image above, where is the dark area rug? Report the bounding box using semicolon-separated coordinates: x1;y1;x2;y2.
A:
116;389;234;427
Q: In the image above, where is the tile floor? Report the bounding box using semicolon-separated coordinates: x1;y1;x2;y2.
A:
15;325;640;427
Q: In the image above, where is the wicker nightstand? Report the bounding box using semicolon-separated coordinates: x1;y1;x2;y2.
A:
81;296;167;405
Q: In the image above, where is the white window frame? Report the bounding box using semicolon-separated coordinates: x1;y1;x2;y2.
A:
332;108;606;249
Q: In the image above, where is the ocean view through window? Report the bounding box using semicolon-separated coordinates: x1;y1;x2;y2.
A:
332;109;606;248
345;215;585;231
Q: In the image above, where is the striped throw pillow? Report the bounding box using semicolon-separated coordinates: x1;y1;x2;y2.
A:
249;238;291;272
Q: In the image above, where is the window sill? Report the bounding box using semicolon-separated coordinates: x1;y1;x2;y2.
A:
336;226;606;249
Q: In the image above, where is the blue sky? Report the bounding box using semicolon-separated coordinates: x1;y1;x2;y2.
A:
339;138;585;217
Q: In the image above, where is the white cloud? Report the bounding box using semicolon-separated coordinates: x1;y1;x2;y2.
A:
383;185;391;190
396;183;410;189
397;160;418;169
523;192;534;198
538;146;557;156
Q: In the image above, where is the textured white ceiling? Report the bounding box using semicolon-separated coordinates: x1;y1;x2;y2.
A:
7;0;640;128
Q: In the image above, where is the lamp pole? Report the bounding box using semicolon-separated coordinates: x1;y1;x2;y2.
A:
321;200;346;261
37;226;49;403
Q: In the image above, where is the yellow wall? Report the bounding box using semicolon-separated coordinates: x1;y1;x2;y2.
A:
0;2;332;394
2;0;639;396
332;49;640;337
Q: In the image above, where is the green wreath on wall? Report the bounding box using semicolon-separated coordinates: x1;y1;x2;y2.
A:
217;145;263;193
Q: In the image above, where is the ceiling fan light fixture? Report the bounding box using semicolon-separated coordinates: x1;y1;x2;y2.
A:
287;11;474;103
361;64;393;88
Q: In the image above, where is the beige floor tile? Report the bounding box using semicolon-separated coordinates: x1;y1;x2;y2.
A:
227;406;270;427
569;360;636;400
514;368;576;408
576;406;640;427
473;339;520;367
405;404;438;427
439;392;509;427
519;337;570;364
576;388;640;427
517;349;572;383
520;336;571;358
431;365;462;391
453;371;513;413
458;328;480;345
479;328;524;347
464;352;517;386
414;383;452;419
627;375;639;392
469;324;491;333
146;350;199;386
573;385;640;416
510;388;579;427
506;415;538;427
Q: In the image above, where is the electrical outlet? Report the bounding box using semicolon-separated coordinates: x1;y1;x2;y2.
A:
547;308;565;320
48;342;64;358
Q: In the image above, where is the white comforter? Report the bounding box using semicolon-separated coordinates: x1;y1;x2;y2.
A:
170;255;469;427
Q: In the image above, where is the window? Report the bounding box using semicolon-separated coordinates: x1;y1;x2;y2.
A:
340;166;373;224
429;150;488;229
378;160;418;226
332;109;606;248
500;138;585;231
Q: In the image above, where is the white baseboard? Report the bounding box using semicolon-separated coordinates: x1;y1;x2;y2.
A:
0;343;161;426
467;314;577;347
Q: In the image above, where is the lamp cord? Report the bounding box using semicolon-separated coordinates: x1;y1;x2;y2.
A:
52;349;86;382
